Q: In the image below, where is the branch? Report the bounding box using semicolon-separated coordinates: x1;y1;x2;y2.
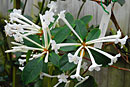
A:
110;65;130;72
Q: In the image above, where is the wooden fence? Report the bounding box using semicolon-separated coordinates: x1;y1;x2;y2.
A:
0;0;130;87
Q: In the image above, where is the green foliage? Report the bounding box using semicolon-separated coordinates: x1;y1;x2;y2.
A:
60;39;77;51
23;35;42;48
77;76;98;87
90;49;111;66
26;50;32;63
22;58;43;85
86;28;101;42
117;0;125;6
75;20;88;40
80;15;92;25
49;52;60;67
59;54;76;71
53;26;71;43
65;13;75;25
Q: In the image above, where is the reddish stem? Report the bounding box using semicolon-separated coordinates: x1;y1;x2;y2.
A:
110;65;130;72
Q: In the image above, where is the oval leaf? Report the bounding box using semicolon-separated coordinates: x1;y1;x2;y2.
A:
86;28;101;42
22;58;43;84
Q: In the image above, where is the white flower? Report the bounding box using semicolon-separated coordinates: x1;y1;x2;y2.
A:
68;53;81;64
87;46;121;65
89;63;102;71
68;46;83;64
4;23;14;36
74;76;89;87
58;73;68;83
12;23;24;33
108;53;121;65
70;49;84;81
70;74;84;81
42;11;55;25
81;62;88;71
47;1;57;12
85;47;102;71
58;10;66;19
19;67;24;71
115;35;128;48
13;9;22;14
58;10;83;43
18;58;26;66
44;51;49;63
50;40;60;54
10;9;22;22
13;33;23;43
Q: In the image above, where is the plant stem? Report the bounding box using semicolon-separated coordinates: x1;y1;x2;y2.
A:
12;66;16;87
36;0;45;24
110;11;124;37
77;1;86;19
22;0;27;15
110;65;130;72
13;0;20;9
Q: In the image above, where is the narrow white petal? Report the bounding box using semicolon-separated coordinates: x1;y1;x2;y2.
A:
44;51;49;63
19;33;44;48
57;43;81;47
60;17;83;43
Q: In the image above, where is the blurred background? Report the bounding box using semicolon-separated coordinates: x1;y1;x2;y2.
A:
0;0;130;87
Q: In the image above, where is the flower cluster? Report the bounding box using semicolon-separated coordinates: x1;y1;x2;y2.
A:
4;1;128;87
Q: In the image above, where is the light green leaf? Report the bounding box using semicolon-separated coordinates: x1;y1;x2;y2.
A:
86;28;101;42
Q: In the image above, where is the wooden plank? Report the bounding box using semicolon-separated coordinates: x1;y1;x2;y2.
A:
124;63;130;87
108;61;125;87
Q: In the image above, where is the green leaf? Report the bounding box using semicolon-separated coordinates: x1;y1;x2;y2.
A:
80;15;92;25
53;26;71;43
90;49;111;66
26;50;32;63
117;0;125;6
59;54;76;71
77;76;98;87
75;20;88;40
60;39;77;51
49;52;60;67
86;28;101;42
22;58;43;85
65;13;74;25
42;62;48;73
23;35;42;48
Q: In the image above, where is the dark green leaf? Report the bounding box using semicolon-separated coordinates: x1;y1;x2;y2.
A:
86;28;101;42
22;58;43;84
75;20;88;40
49;52;60;67
53;26;71;43
90;49;111;66
65;13;74;25
60;39;77;51
80;15;92;25
60;54;76;71
42;62;48;73
77;76;98;87
117;0;125;6
23;35;42;48
26;50;32;63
